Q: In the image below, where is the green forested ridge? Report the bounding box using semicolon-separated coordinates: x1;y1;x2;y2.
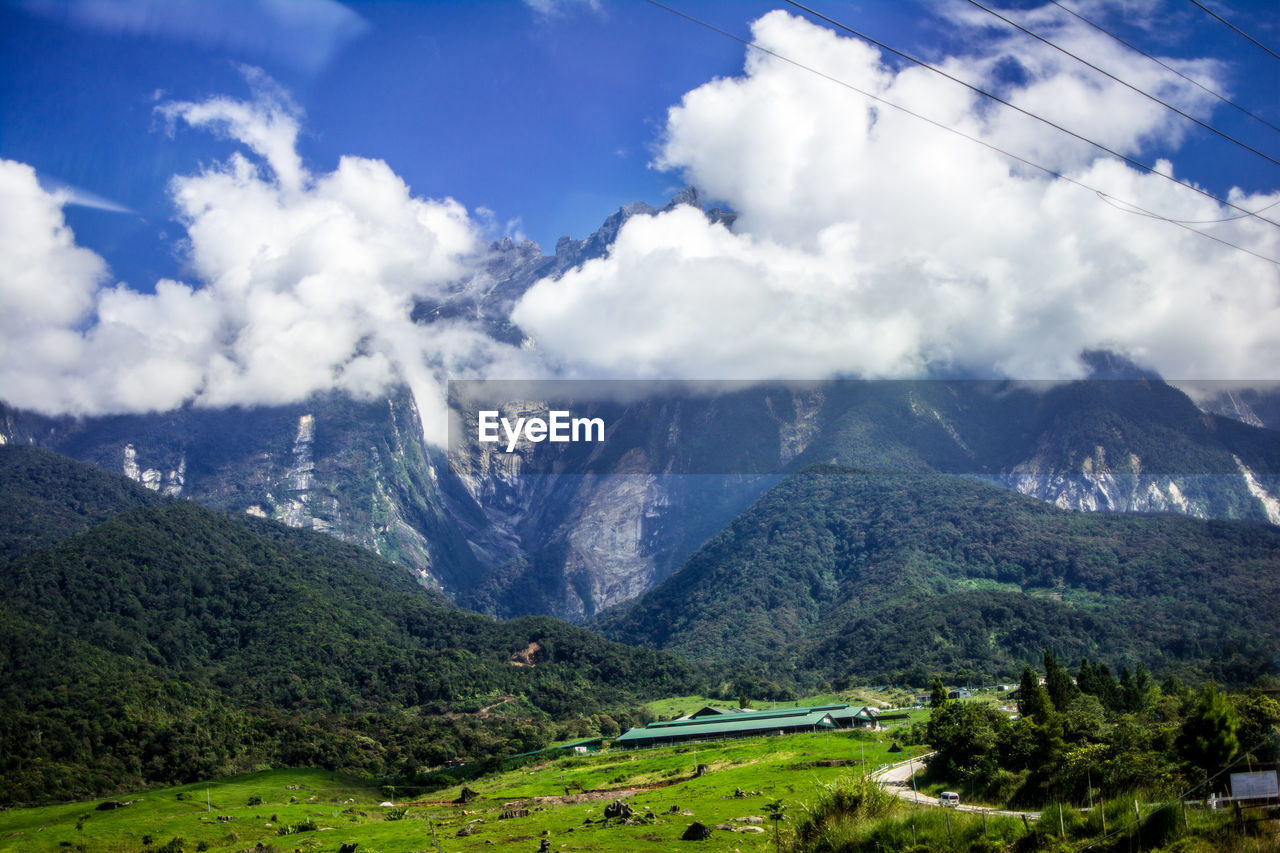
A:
0;444;164;563
595;465;1280;684
0;446;705;804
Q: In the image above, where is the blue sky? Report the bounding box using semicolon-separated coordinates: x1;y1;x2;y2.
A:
6;0;1274;285
2;0;1279;434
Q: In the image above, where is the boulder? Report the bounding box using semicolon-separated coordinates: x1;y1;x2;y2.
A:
603;800;633;819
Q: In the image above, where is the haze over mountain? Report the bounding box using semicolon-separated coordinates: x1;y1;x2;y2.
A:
3;4;1278;447
4;191;1279;620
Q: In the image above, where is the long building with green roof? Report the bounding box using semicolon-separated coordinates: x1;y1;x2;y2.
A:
613;703;878;749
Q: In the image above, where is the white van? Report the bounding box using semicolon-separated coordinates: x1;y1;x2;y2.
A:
939;791;960;808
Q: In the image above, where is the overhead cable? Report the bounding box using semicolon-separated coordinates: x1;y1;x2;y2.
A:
1187;0;1280;62
1050;0;1280;137
643;1;1280;267
1097;194;1280;225
777;0;1280;230
966;0;1280;169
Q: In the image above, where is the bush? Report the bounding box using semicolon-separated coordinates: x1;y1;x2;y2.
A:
790;774;898;851
276;818;317;835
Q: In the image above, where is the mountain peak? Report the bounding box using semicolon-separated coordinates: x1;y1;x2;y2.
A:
1080;349;1161;381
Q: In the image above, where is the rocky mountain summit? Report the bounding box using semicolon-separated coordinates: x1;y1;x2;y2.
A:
2;192;1278;621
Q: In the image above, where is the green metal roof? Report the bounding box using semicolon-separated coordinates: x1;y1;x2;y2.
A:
615;707;838;746
556;738;602;750
649;704;847;731
829;705;879;721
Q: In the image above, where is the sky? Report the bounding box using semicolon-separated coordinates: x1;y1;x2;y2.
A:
2;0;1279;443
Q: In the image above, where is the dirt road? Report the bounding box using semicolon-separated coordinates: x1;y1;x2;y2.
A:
871;754;1040;821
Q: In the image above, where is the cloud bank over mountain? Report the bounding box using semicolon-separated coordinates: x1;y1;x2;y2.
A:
513;9;1280;382
1;7;1278;446
0;73;530;443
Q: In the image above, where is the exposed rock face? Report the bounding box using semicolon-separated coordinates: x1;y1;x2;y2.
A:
122;444;185;497
1236;455;1280;525
1002;447;1211;517
0;391;473;590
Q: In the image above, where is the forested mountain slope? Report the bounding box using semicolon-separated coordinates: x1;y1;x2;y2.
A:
0;446;705;803
595;465;1280;686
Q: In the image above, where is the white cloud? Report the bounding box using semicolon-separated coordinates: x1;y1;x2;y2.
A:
34;175;136;215
524;0;602;19
0;161;107;336
513;8;1280;382
0;75;530;445
158;67;306;193
17;0;369;74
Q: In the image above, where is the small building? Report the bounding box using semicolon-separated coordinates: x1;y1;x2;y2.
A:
829;706;881;729
948;689;972;700
500;737;603;769
684;706;752;720
558;738;603;754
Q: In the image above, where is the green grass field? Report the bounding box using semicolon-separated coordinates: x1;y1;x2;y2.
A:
0;728;923;853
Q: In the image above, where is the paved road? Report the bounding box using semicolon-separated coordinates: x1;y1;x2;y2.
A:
871;754;1040;821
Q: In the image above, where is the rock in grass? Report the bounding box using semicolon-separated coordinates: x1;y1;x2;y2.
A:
603;800;633;819
94;801;130;811
681;821;713;840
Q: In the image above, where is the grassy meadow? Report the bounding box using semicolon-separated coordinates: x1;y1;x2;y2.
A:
0;726;922;853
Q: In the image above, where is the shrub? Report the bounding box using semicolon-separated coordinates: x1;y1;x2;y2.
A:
790;774;899;851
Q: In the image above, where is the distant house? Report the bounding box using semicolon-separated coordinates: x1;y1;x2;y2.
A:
829;706;882;729
500;737;603;768
948;689;972;700
559;738;603;754
614;705;841;749
684;706;752;720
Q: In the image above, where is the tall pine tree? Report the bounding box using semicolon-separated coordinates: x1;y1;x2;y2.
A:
1018;665;1053;721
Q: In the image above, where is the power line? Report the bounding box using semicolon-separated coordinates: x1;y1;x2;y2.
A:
1187;0;1280;63
1050;0;1280;137
966;0;1280;169
1098;194;1280;224
642;1;1280;267
777;0;1280;230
